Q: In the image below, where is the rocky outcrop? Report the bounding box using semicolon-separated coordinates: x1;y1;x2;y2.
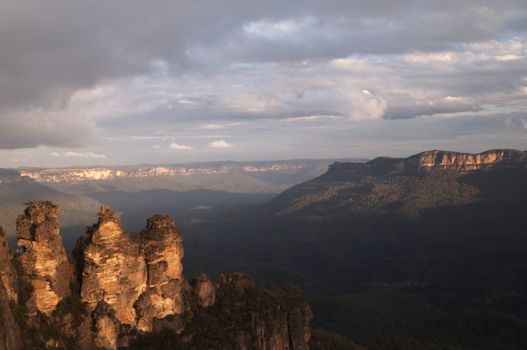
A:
135;214;186;332
0;227;17;303
76;205;148;347
15;201;73;317
3;202;312;350
324;149;527;182
192;272;216;308
75;208;194;348
179;273;312;350
0;228;21;350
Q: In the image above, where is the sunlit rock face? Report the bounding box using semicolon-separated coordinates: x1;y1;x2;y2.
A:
3;202;312;350
78;206;147;327
327;149;527;181
76;207;187;347
410;149;527;172
135;214;186;332
15;201;73;316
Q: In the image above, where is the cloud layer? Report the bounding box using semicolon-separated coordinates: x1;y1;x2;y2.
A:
0;0;526;164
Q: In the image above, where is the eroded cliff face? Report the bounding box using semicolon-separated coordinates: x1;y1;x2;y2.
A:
78;206;147;328
74;207;189;348
328;149;527;179
4;201;312;350
177;273;312;350
217;273;312;350
135;214;186;332
15;201;73;317
0;228;21;350
408;149;527;171
0;228;17;303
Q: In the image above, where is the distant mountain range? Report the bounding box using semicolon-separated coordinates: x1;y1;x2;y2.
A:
182;149;527;349
0;169;100;240
3;150;527;348
0;159;360;246
19;159;363;194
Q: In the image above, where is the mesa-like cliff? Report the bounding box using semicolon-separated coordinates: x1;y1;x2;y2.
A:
0;202;312;350
328;149;527;178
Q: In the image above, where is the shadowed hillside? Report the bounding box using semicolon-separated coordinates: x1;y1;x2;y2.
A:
182;149;527;349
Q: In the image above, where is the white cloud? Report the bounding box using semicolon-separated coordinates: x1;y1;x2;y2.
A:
495;54;522;61
403;52;458;64
444;96;464;102
243;18;307;39
208;140;233;148
199;122;244;129
169;143;192;150
51;151;107;159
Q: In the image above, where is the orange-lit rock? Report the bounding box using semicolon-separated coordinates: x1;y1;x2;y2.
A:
15;201;73;317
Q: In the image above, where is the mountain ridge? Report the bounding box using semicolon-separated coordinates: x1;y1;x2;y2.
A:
182;148;527;349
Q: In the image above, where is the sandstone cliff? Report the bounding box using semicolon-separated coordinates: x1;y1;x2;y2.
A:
1;201;312;350
329;149;527;177
0;228;21;350
407;149;527;172
130;273;313;350
15;201;74;317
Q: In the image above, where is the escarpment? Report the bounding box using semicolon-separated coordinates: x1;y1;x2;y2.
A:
328;149;527;178
408;149;527;171
0;201;312;350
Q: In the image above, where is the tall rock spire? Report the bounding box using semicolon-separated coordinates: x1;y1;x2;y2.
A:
15;201;73;317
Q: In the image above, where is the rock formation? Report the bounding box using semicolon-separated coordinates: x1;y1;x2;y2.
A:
77;205;147;329
192;272;216;308
135;214;187;332
217;273;312;350
325;149;527;183
408;149;527;172
0;227;17;303
74;207;191;347
15;201;73;317
0;201;313;350
0;228;21;350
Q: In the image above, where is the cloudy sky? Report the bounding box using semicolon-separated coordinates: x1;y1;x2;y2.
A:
1;0;526;167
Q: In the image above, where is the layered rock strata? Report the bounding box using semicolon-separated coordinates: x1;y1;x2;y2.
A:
15;201;73;317
1;201;312;350
409;149;527;172
78;206;148;327
135;214;186;332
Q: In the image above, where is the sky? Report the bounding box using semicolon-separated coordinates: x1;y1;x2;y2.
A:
0;0;526;167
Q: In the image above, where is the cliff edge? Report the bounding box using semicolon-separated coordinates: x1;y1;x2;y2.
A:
0;201;312;350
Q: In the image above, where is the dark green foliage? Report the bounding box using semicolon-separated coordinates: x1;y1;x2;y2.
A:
310;329;366;350
124;330;190;350
128;284;308;350
182;166;527;349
